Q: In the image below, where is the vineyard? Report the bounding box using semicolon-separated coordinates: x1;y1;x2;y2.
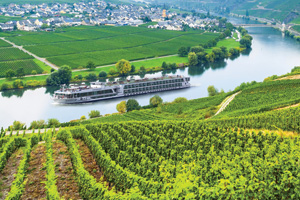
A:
220;79;300;117
0;48;32;62
0;39;46;77
0;115;299;199
4;26;219;68
0;60;44;78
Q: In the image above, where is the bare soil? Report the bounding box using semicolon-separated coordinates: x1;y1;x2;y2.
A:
75;139;103;182
277;74;300;80
52;140;81;200
0;148;24;200
274;103;300;111
21;144;47;200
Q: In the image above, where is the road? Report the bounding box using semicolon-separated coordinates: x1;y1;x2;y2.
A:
0;37;59;70
5;127;61;136
214;91;241;116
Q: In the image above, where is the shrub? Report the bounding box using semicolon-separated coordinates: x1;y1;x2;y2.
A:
85;73;97;81
31;70;37;75
109;68;116;75
1;82;10;90
89;110;100;118
80;115;86;120
48;118;60;127
13;79;24;89
173;97;188;104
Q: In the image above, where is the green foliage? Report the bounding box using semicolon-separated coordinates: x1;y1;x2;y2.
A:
5;69;15;79
115;59;131;75
45;131;60;199
188;52;198;66
173;97;188;104
116;101;127;114
98;71;107;78
47;118;60;127
150;95;163;107
221;79;300;117
207;85;219;96
178;47;188;57
126;99;141;112
86;61;96;70
46;65;72;86
85;73;97;81
88;110;100;119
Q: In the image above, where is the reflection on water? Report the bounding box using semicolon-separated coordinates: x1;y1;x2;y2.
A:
1;21;300;128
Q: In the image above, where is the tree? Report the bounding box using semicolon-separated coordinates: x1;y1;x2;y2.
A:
46;65;72;86
130;65;135;72
150;95;163;107
126;99;140;112
162;62;168;70
240;38;252;48
116;59;131;75
178;47;188;57
99;71;107;78
139;66;146;74
41;23;49;29
188;52;198;66
116;101;126;113
85;73;97;81
86;61;96;70
88;110;100;118
207;85;218;96
16;67;25;78
173;97;187;103
12;121;25;130
5;69;15;79
190;46;204;53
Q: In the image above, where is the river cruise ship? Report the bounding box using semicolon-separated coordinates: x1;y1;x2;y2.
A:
53;76;190;104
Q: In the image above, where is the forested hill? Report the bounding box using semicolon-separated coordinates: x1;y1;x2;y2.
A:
162;0;300;23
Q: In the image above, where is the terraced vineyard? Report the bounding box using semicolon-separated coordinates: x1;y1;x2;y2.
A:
0;116;299;199
4;26;219;69
220;79;300;117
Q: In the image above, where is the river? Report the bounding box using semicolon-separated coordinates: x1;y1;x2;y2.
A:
1;18;300;128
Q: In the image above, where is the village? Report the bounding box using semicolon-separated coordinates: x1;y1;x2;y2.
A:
0;0;221;32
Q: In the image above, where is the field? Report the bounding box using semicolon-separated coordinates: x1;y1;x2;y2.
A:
0;41;47;77
4;26;220;69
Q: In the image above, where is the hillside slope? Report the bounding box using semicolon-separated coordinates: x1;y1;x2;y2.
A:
166;0;300;23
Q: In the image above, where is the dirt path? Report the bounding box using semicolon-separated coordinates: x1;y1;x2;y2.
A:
0;148;24;200
75;139;103;182
21;144;47;200
214;91;241;116
52;141;81;200
274;103;300;111
276;74;300;81
0;37;59;70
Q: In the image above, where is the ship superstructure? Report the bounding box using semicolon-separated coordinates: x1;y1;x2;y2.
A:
53;75;190;104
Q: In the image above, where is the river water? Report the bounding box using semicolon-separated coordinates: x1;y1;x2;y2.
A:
1;18;300;128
